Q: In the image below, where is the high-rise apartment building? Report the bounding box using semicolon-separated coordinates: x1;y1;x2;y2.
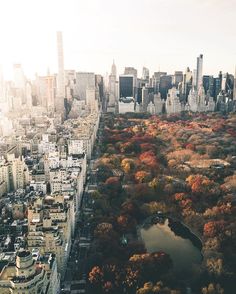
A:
196;54;203;90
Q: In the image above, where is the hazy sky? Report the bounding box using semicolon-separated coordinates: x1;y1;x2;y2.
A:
0;0;236;79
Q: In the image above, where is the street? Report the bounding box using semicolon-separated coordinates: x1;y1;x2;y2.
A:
61;116;103;293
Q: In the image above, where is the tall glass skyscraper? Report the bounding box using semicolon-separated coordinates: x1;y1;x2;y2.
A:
119;75;134;99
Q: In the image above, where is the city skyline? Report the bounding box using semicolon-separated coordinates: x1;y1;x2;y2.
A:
0;0;236;79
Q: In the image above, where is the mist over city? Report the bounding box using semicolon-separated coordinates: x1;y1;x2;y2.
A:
0;1;236;294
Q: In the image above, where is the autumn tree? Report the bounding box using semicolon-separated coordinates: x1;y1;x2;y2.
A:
203;220;226;238
104;177;122;197
139;151;159;170
128;252;173;284
135;170;152;183
186;174;220;198
141;201;169;216
121;158;135;174
116;214;137;233
88;264;123;294
137;281;182;294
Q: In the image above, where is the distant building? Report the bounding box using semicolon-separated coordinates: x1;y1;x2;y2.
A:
36;75;56;112
119;75;134;99
124;67;137;78
118;97;135;113
203;75;214;98
173;71;183;87
142;67;150;81
151;71;167;94
180;67;192;101
86;88;98;113
221;72;234;98
142;87;149;112
107;61;117;112
75;72;95;100
154;93;164;114
213;76;222;99
64;70;76;100
159;75;172;99
196;54;203;90
165;87;181;114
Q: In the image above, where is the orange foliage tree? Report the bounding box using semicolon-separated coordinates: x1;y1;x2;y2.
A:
186;174;220;197
203;220;226;238
135;170;152;183
139;151;158;170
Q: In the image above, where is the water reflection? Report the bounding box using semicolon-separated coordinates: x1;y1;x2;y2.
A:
140;219;202;272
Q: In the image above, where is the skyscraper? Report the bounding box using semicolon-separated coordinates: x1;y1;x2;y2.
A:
56;31;65;113
203;75;214;97
173;71;183;87
151;72;167;94
159;75;172;99
119;75;134;99
181;67;192;101
108;60;117;111
111;59;117;77
196;54;203;90
142;67;150;81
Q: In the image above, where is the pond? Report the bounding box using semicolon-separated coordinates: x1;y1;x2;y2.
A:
139;217;202;273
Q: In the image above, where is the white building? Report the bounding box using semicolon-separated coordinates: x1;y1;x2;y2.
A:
68;139;84;155
206;96;216;112
154;93;164;114
165;87;182;114
188;87;198;112
30;181;47;194
147;101;155;114
196;54;203;90
0;250;60;294
118;98;135;113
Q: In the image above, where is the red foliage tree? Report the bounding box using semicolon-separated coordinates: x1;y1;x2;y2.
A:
203;220;227;238
139;151;158;170
186;174;220;198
